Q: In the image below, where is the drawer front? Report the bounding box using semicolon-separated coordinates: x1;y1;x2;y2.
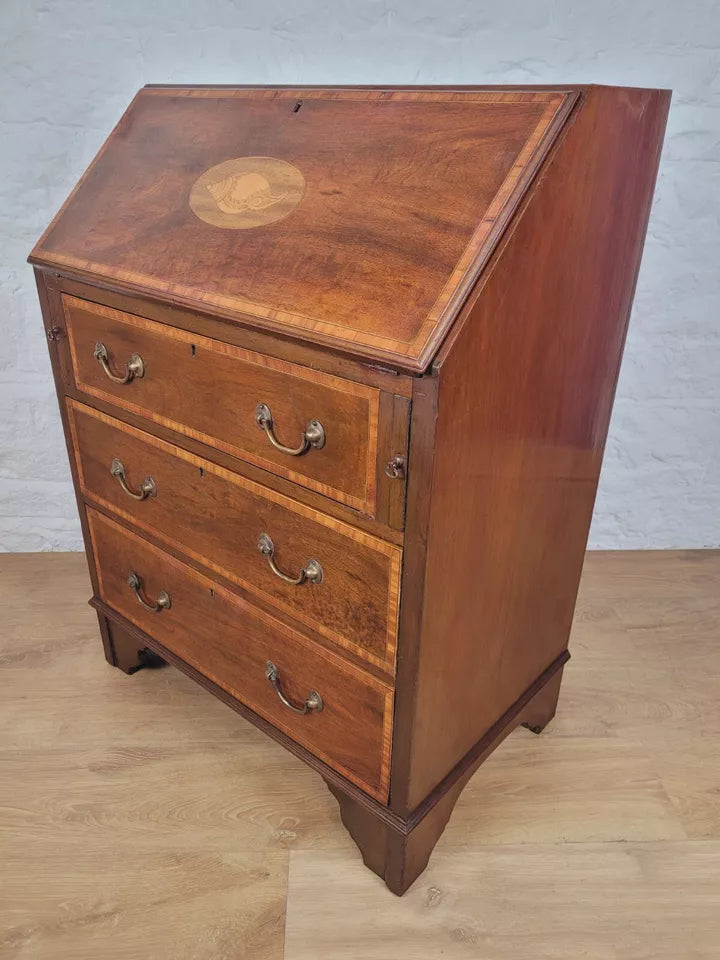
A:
63;294;395;515
68;400;401;672
88;508;393;802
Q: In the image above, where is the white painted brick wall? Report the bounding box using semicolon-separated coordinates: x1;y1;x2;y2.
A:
1;0;718;551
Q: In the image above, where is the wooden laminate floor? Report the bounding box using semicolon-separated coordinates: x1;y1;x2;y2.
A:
1;550;719;958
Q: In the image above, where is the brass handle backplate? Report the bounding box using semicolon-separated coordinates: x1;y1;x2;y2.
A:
257;533;323;585
254;403;325;456
265;661;323;714
111;458;157;501
94;342;145;383
127;571;171;612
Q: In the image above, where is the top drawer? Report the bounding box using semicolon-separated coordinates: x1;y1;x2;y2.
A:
62;295;408;518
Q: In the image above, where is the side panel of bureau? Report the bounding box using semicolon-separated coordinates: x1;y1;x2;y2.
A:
392;85;671;812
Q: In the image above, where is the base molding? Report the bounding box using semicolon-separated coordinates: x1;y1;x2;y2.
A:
326;653;568;894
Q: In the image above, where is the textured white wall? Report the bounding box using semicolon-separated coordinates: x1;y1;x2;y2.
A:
1;0;718;551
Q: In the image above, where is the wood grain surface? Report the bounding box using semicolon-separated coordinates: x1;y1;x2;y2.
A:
1;549;718;957
63;295;384;513
392;84;671;812
30;86;575;371
43;276;410;543
86;509;394;802
67;400;401;671
285;842;720;958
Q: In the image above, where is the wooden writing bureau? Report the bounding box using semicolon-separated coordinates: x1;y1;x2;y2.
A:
30;84;669;894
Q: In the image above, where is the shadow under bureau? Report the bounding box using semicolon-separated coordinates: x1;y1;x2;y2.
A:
30;84;669;894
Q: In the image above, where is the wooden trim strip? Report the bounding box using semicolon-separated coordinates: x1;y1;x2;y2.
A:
141;87;569;104
63;295;380;514
68;398;401;673
87;508;394;802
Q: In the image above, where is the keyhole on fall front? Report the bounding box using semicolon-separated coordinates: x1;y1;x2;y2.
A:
190;344;196;357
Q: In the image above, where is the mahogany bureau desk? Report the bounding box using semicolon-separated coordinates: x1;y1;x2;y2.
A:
30;84;669;894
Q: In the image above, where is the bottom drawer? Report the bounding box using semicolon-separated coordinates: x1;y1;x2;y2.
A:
88;508;393;802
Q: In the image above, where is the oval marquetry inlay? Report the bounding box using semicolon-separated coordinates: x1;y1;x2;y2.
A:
189;156;306;229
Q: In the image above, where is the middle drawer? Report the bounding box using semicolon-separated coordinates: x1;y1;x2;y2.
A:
68;399;401;673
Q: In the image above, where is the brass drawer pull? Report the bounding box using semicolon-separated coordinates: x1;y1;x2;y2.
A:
111;458;157;501
254;403;325;456
257;533;323;585
127;571;171;612
265;661;324;714
94;342;145;383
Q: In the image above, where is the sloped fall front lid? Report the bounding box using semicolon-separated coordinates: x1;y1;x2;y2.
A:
31;86;577;372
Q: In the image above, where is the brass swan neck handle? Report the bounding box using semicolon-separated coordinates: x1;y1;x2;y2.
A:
254;403;325;456
127;571;171;612
265;661;323;714
94;342;145;383
257;533;323;585
111;459;156;500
